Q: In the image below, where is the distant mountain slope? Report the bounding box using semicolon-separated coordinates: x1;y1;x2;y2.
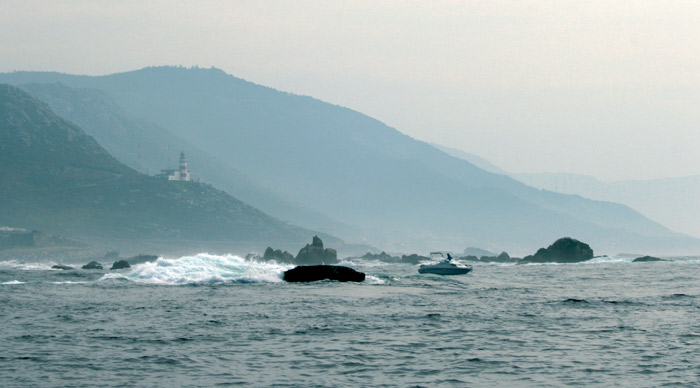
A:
0;84;323;253
430;143;508;175
426;144;700;241
2;68;698;254
17;82;353;238
515;172;700;239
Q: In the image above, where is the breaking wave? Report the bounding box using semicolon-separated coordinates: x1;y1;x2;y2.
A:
585;256;635;264
100;253;293;285
1;280;25;285
0;260;60;271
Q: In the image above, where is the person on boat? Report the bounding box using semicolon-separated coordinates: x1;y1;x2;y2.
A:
446;253;453;261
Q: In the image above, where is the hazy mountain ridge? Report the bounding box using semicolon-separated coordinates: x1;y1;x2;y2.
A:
435;144;700;240
1;67;697;254
430;143;508;175
0;84;325;253
515;172;700;239
17;82;353;238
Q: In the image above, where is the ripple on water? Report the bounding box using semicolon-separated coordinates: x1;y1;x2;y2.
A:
1;258;700;387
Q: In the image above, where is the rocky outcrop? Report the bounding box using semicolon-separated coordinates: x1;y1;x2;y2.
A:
110;260;131;270
81;261;103;270
361;251;400;262
51;264;73;270
400;254;429;264
283;265;365;283
262;247;295;263
633;256;666;262
521;237;594;263
461;252;519;263
295;236;338;265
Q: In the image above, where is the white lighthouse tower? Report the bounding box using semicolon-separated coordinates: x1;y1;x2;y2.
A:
178;151;190;181
156;151;191;181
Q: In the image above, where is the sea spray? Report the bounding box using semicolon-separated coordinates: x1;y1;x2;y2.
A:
100;253;293;285
0;280;25;285
0;260;60;271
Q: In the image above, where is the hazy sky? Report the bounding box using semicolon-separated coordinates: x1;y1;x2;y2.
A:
2;0;698;180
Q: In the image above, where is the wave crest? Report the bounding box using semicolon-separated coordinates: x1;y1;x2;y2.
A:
100;253;293;285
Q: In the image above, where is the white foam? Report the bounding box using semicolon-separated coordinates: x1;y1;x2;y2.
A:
585;256;634;264
0;260;58;270
1;280;25;285
364;275;386;284
100;253;293;285
521;256;635;266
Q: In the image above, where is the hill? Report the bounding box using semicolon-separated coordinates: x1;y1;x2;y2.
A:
424;144;700;241
430;143;508;175
514;172;700;240
17;82;354;238
0;84;325;254
2;67;698;254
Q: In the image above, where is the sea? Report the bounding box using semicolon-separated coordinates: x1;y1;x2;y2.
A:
2;253;700;387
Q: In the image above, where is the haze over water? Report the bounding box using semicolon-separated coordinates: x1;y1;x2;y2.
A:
2;2;699;387
2;255;700;387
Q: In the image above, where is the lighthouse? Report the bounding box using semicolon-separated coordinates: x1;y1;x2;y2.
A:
156;151;191;181
178;151;190;181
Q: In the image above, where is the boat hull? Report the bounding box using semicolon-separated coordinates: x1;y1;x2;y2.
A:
418;265;472;275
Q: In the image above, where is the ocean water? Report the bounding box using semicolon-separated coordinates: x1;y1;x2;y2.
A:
2;254;700;387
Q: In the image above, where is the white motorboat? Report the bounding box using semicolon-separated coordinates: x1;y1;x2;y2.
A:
418;252;472;275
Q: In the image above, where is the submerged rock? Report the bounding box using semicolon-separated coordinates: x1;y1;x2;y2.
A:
51;264;73;270
283;265;365;283
295;236;338;265
110;260;131;270
521;237;594;264
633;256;666;262
81;261;104;270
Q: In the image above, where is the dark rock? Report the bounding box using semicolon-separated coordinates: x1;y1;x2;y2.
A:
81;261;103;270
460;255;480;262
477;251;517;263
521;237;594;263
51;264;73;270
283;265;365;283
262;247;295;263
360;251;400;262
497;251;511;261
295;236;338;265
110;260;131;270
633;255;666;262
127;254;159;265
400;254;429;265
